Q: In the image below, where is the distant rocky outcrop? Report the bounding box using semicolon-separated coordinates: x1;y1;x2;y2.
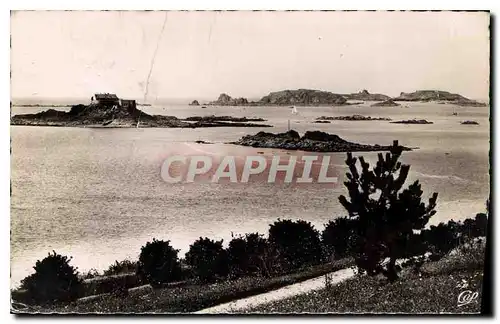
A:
461;120;480;125
393;90;487;107
209;93;250;106
231;130;411;152
259;89;348;106
189;100;200;106
317;115;392;121
207;89;382;106
342;89;391;101
391;119;434;124
370;99;401;107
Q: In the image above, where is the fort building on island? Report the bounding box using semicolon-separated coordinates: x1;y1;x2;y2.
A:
92;93;120;107
91;93;137;113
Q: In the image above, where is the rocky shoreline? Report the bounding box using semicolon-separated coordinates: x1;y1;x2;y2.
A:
390;119;434;124
393;90;487;107
316;115;392;121
183;115;267;122
10;105;273;128
370;99;400;107
461;120;480;125
230;130;412;152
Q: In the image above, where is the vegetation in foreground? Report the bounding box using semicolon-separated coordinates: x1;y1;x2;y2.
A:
239;240;485;314
13;259;353;313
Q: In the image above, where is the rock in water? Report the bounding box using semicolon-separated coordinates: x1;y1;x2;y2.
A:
370;99;401;107
390;119;434;124
231;130;411;152
393;90;487;106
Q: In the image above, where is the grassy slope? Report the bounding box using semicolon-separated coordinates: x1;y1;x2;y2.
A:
19;259;353;313
239;269;483;314
238;242;486;314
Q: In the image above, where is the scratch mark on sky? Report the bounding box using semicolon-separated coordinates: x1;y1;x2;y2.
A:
144;12;168;103
207;12;216;44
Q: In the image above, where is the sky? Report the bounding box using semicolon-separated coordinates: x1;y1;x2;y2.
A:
10;11;490;102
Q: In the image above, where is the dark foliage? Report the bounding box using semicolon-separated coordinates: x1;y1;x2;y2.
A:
104;259;138;276
227;233;271;278
422;221;460;257
185;237;229;282
338;141;438;281
137;239;181;288
321;217;357;260
81;268;100;279
20;251;83;304
420;213;489;260
82;273;140;297
268;219;323;271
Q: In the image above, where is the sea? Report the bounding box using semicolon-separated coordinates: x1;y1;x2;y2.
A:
10;102;490;287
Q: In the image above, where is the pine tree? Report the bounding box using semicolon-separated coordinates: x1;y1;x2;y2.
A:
338;140;438;281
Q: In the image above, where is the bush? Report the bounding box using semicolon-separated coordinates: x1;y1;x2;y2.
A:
82;273;139;297
268;219;323;271
137;239;181;287
81;268;101;280
185;237;229;282
227;233;270;278
338;141;438;281
104;259;138;276
322;217;357;260
420;238;486;275
20;251;83;304
460;213;488;239
422;221;460;258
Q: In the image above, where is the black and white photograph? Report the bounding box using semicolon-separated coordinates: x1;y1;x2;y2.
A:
9;9;491;315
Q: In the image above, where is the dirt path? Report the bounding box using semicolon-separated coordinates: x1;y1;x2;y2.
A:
194;267;356;314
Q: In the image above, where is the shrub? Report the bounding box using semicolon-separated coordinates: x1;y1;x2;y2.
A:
104;259;138;276
460;213;488;239
422;221;460;258
321;217;357;260
185;237;229;282
227;233;269;278
338;141;438;281
268;219;323;271
82;273;139;297
137;239;181;287
420;238;486;275
20;251;83;304
81;268;101;280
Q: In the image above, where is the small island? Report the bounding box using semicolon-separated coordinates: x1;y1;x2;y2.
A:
10;93;273;128
342;89;391;101
390;119;434;125
189;100;200;106
207;89;358;106
393;90;487;107
231;130;412;152
461;120;480;125
316;115;392;121
370;99;401;107
313;120;331;124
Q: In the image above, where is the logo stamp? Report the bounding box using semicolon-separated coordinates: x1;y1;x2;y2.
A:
457;290;479;307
